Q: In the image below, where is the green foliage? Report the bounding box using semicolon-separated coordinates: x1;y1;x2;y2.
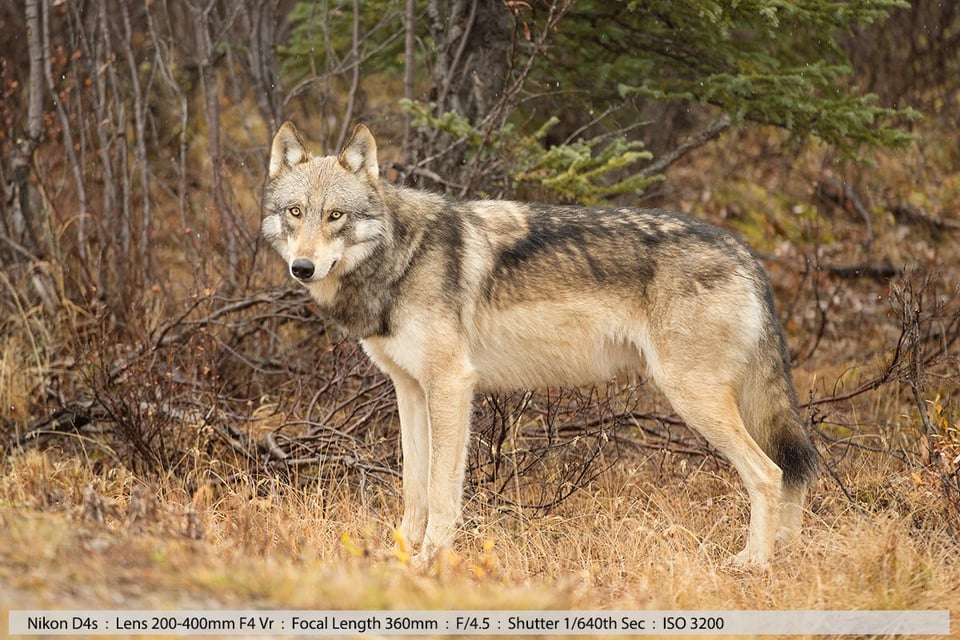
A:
402;100;658;204
278;0;409;81
279;0;921;203
513;128;658;204
551;0;919;155
402;100;479;144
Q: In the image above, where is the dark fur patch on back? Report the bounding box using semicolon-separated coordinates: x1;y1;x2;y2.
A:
437;204;465;297
484;204;743;304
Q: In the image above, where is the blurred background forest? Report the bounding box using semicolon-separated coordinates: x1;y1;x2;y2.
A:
0;0;958;542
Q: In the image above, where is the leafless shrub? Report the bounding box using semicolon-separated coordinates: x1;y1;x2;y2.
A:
892;272;960;522
469;381;717;514
806;268;960;526
2;0;958;533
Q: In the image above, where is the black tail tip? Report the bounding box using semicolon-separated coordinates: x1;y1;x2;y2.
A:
777;437;819;487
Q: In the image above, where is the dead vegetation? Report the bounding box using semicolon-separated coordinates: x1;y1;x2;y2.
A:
1;1;959;635
2;131;958;631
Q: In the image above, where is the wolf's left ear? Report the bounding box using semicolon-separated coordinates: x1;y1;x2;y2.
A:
269;121;308;180
338;123;378;182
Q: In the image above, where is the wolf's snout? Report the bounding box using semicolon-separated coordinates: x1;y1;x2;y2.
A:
291;258;315;281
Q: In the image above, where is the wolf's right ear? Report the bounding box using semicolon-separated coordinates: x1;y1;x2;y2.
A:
269;121;309;179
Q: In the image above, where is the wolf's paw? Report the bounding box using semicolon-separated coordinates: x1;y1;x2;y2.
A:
727;544;771;570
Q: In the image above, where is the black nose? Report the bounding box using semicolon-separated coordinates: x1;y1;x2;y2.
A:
291;258;315;280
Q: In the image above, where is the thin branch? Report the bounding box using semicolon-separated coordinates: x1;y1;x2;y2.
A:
402;0;416;164
640;115;731;178
891;202;960;232
335;0;362;151
41;0;89;258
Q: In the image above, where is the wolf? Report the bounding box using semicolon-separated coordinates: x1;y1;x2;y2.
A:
261;120;818;566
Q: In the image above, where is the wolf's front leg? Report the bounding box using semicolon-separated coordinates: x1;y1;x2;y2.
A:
415;366;476;564
392;372;430;548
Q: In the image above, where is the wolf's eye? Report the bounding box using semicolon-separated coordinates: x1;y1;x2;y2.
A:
328;210;344;221
287;205;302;218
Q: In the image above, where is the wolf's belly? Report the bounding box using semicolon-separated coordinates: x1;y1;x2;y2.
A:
468;302;647;392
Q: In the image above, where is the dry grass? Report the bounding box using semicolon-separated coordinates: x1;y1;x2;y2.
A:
1;442;957;638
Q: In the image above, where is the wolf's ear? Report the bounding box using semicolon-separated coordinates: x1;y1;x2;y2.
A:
338;123;378;182
269;121;308;179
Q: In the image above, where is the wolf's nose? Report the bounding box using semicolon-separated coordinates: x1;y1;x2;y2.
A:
291;258;315;280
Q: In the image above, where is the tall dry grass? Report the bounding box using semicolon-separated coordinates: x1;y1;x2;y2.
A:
1;443;957;631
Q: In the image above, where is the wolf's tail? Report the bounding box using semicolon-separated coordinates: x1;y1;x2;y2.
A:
739;297;818;488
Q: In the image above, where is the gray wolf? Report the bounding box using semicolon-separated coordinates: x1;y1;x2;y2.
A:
261;121;817;566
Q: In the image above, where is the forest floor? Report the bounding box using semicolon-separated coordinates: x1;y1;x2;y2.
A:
2;118;960;639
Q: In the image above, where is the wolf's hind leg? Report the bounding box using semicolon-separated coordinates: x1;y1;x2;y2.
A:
777;481;807;544
658;377;782;566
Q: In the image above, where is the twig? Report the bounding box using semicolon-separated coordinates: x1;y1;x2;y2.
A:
10;406;94;449
816;177;874;249
640;115;732;178
891;203;960;232
821;261;897;281
388;163;465;190
263;432;289;461
335;0;362;151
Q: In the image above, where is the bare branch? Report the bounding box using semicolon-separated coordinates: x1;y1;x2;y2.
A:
640;115;732;178
41;0;88;258
402;0;417;164
335;0;363;151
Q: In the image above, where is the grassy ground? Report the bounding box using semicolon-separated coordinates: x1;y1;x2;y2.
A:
0;441;957;638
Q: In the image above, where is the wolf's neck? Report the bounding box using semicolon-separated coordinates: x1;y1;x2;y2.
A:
319;184;438;338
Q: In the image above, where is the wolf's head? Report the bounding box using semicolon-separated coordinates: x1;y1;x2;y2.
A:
261;122;386;288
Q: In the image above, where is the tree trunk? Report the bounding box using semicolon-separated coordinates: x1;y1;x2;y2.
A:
4;0;46;260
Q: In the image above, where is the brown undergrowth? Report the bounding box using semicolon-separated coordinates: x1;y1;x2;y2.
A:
2;72;959;640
